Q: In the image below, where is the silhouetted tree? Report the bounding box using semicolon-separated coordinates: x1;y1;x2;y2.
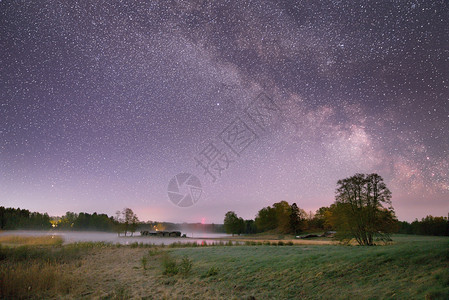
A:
289;203;307;235
244;219;257;234
224;211;244;236
273;201;292;233
121;208;139;236
332;173;397;245
114;210;124;236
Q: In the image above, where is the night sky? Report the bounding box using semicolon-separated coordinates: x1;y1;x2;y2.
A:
1;0;448;223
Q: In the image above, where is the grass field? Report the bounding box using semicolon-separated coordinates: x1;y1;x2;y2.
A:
0;234;448;299
0;235;63;247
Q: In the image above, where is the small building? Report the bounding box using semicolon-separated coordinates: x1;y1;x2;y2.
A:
140;230;182;237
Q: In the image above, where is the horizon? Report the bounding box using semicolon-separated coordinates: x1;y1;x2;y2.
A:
1;1;448;225
2;199;446;224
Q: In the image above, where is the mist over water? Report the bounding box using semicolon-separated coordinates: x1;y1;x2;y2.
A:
0;230;231;245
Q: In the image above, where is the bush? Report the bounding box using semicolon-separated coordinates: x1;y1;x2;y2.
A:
162;254;178;275
202;266;219;278
179;255;193;275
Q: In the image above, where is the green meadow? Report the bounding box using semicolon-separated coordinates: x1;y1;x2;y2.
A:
0;234;448;299
166;235;449;299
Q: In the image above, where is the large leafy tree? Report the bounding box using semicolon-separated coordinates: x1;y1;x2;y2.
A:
255;201;294;233
224;211;245;236
273;201;292;233
254;206;277;232
289;203;307;235
114;208;139;236
123;208;139;236
311;206;334;230
333;173;397;245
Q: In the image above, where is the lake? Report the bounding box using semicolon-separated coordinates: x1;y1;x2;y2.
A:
0;230;232;245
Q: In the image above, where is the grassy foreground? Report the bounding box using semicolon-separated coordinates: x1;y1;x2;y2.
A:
0;235;63;247
0;235;448;299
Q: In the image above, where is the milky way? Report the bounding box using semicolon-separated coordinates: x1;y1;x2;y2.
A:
1;0;448;222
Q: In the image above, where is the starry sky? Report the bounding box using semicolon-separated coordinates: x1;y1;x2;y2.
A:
1;0;448;223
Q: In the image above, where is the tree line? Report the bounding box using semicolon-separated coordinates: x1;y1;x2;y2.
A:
54;208;141;236
0;207;51;230
398;216;449;236
56;211;116;231
0;207;225;235
224;173;449;245
224;201;307;236
0;207;133;235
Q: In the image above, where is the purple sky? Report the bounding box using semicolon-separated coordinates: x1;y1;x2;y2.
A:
1;1;448;223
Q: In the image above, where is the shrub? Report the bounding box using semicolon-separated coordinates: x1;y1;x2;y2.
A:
162;254;178;275
202;266;219;278
179;255;193;275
